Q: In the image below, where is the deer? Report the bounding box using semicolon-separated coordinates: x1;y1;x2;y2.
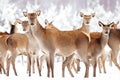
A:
0;35;9;75
0;22;19;74
79;12;95;33
0;21;31;76
97;21;120;73
23;10;91;78
108;21;120;70
44;19;80;77
15;19;41;76
87;21;114;77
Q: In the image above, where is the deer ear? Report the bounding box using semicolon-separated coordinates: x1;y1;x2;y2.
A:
36;10;41;16
116;21;119;25
80;12;84;17
98;21;103;27
15;19;22;24
23;12;27;17
92;13;95;17
45;19;48;25
110;22;114;28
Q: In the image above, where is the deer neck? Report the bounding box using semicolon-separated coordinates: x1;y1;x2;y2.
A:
31;19;44;36
100;32;109;49
80;23;90;33
26;26;35;38
30;19;46;48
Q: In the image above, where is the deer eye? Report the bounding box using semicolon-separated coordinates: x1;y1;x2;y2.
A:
103;24;106;27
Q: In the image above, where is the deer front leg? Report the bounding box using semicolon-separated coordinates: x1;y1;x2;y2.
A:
84;59;89;78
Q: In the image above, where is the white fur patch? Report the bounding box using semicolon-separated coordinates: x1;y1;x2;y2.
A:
6;50;12;59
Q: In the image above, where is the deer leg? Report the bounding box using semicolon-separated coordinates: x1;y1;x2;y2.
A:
72;62;77;73
102;56;106;73
62;62;65;77
84;59;89;78
93;59;97;77
109;53;112;66
0;64;2;74
27;53;31;76
46;56;50;77
111;51;120;70
11;56;17;76
0;60;6;74
76;59;80;72
32;55;35;73
36;56;40;76
50;53;54;77
112;55;120;70
67;64;74;77
39;59;42;76
6;56;11;76
62;58;68;77
98;57;102;73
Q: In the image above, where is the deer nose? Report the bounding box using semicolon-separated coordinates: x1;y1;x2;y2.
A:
105;31;108;34
23;29;26;31
86;21;89;24
31;23;34;25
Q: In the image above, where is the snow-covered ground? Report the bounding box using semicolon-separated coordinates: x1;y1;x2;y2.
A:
0;56;119;80
0;0;120;80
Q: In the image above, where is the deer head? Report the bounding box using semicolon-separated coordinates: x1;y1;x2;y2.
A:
23;10;41;26
15;19;29;31
98;21;114;35
80;12;95;25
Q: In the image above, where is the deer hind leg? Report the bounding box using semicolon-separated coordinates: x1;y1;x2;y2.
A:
0;61;6;74
111;50;120;70
0;64;2;74
76;59;80;72
6;55;11;76
46;55;50;77
67;63;74;77
62;57;68;77
72;61;78;73
11;56;17;76
39;54;46;76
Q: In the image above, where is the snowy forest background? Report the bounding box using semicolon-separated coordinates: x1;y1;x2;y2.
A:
0;0;120;32
0;0;120;80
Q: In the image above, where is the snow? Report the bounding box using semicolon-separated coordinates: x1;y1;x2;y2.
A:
0;56;120;80
0;0;120;80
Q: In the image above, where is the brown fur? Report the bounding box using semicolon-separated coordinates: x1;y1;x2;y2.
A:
0;35;10;75
79;12;95;33
45;19;80;77
98;21;120;73
108;28;120;70
23;10;90;78
0;22;31;76
15;19;41;75
88;21;114;77
6;33;31;76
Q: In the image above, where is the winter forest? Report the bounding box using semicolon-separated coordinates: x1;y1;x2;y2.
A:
0;0;120;80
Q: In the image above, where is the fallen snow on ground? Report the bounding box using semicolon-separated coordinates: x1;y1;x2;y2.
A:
0;56;120;80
